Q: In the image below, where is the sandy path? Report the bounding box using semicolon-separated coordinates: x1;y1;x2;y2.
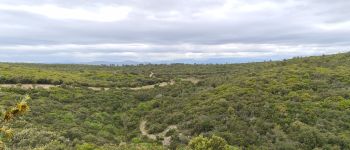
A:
130;80;175;90
140;120;179;146
0;83;172;91
0;77;198;91
0;84;56;89
180;78;200;84
140;121;157;140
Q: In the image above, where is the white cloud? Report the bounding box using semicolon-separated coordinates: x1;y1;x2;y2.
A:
0;4;132;22
192;0;284;20
316;21;350;31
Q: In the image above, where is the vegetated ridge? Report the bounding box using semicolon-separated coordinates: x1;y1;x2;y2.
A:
0;53;350;149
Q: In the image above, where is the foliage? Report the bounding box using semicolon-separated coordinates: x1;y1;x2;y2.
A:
188;135;237;150
0;95;30;150
1;53;350;149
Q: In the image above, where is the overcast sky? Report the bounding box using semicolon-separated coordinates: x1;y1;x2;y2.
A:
0;0;349;63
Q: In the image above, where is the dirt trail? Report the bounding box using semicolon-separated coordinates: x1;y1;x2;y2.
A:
180;77;200;84
130;80;175;90
0;84;56;89
0;77;199;91
140;121;157;140
140;120;179;146
0;82;170;91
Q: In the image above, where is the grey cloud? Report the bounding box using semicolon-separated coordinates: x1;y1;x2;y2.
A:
0;0;349;63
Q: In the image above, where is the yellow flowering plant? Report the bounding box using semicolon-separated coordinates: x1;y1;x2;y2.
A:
0;95;30;150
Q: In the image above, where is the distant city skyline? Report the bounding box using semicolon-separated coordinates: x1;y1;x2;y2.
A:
0;0;349;63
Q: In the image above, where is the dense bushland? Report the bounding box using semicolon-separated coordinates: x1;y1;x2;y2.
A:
1;53;350;149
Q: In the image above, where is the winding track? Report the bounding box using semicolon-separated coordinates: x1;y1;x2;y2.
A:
0;78;198;146
0;78;198;91
140;120;179;146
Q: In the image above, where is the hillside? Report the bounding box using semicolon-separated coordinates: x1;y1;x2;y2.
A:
1;53;350;149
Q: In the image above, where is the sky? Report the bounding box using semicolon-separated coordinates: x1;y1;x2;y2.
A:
0;0;349;63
